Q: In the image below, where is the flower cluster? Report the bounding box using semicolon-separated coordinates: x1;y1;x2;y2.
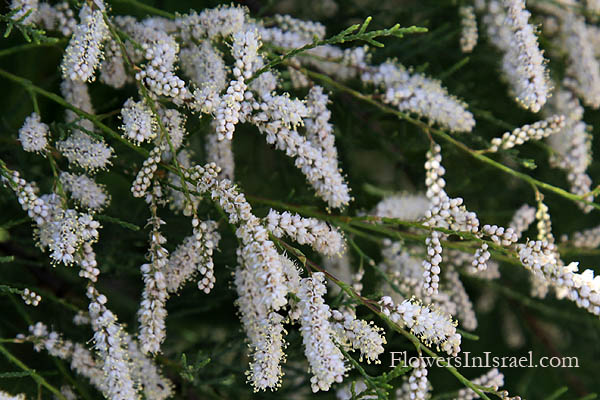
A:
562;12;600;109
158;108;187;154
60;171;110;211
456;369;505;400
372;193;430;221
488;115;565;152
563;225;600;249
120;98;158;144
37;207;100;265
61;3;109;82
545;88;594;213
472;243;490;271
87;286;138;400
503;0;551;112
10;0;39;24
305;86;338;161
423;230;443;295
362;61;476;133
484;0;550;112
186;163;288;389
20;288;41;306
331;308;386;363
250;93;351;209
508;204;536;239
55;79;114;171
380;296;462;356
18;112;48;153
20;320;173;400
179;41;227;95
56;131;114;172
137;196;170;354
131;146;163;198
482;224;518;246
2;168;101;266
423;145;479;232
298;272;346;392
214;30;260;141
100;39;128;89
421;144;480;295
136;35;189;102
518;240;600;315
37;1;77;36
164;218;220;294
1;169;49;225
266;209;345;256
459;5;478;53
395;357;430;400
21;322;106;391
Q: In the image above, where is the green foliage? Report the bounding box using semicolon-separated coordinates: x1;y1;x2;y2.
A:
179;351;211;383
1;8;58;44
249;16;427;83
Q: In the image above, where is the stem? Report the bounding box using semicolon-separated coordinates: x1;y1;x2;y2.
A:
0;344;67;400
248;19;426;84
46;151;67;202
247;194;524;265
478;278;600;328
338;346;389;399
0;40;67;58
112;0;175;19
27;89;39;114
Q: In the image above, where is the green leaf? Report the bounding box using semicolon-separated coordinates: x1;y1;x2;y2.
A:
546;386;569;400
358;17;372;35
95;215;141;231
0;371;31;379
4;24;13;38
521;158;537;170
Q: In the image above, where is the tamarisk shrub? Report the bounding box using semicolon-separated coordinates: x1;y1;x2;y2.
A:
0;0;599;399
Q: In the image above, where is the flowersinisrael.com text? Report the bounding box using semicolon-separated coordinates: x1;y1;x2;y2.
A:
389;351;579;369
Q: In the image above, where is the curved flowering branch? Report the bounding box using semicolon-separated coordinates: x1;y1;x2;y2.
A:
295;67;600;211
251;193;600;322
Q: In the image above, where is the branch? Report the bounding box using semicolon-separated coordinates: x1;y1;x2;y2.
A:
275;237;493;400
0;68;148;157
0;40;68;58
0;344;66;400
1;8;60;44
111;0;176;19
102;12;197;214
247;17;426;84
